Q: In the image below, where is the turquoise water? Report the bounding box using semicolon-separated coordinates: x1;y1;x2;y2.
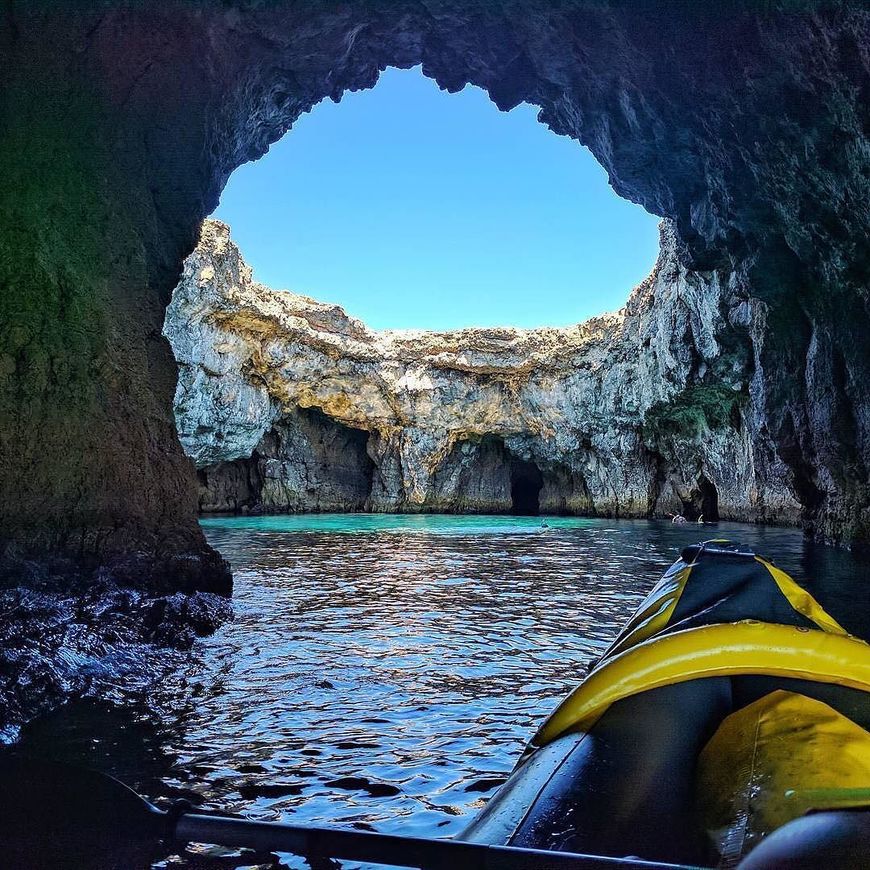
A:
200;512;608;535
19;515;870;868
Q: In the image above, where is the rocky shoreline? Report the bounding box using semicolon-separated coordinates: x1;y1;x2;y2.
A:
166;220;800;527
0;577;232;743
0;531;233;742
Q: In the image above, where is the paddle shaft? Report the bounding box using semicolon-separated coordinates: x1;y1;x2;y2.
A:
176;812;701;869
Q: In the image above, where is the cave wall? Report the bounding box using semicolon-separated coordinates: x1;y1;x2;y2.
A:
537;465;596;516
424;437;595;517
195;423;584;519
167;219;800;523
3;1;870;593
0;14;231;593
428;436;514;514
197;408;373;513
423;436;548;515
259;409;374;512
197;459;262;514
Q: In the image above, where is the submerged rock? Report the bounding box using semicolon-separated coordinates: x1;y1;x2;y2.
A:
166;219;799;524
0;582;232;743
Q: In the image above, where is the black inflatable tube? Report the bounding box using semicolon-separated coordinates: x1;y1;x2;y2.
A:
461;679;732;866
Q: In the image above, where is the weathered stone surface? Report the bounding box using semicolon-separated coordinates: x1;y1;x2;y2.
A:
0;582;233;743
167;220;801;523
196;408;375;513
2;0;870;596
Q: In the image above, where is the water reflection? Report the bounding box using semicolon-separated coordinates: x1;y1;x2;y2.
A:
16;517;870;868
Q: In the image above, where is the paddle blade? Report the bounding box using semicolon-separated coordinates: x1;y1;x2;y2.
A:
0;757;168;869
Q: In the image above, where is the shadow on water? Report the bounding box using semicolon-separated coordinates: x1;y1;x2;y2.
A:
13;516;870;868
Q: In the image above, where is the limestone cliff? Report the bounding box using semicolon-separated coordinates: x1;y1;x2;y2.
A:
166;220;799;524
3;1;870;592
4;0;870;742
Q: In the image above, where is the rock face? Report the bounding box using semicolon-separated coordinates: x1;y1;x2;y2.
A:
2;0;870;598
166;220;801;523
0;581;232;743
196;407;375;513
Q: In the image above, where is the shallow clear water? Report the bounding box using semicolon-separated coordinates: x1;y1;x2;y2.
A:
18;515;870;867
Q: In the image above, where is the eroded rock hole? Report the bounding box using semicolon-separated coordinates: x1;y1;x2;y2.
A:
510;458;543;516
698;474;720;522
198;407;374;513
683;473;719;522
167;69;664;525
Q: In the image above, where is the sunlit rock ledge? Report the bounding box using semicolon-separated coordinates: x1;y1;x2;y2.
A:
165;219;800;525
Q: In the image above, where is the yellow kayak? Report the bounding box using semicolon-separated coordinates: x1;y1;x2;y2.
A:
460;540;870;868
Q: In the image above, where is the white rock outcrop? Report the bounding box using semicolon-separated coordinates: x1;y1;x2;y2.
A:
165;219;799;522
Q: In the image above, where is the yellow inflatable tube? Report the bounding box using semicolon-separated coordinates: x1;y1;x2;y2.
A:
531;620;870;748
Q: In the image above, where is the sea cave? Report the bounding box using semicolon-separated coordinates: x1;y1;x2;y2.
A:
2;3;870;868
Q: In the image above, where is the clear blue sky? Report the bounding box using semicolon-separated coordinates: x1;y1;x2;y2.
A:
215;67;660;331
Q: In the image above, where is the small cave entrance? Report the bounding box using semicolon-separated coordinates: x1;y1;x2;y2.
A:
197;454;264;514
510;458;544;516
684;473;719;522
196;407;375;514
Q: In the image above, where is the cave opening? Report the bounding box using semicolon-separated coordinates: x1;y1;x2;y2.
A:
165;55;666;529
510;458;544;516
212;65;659;332
698;474;720;522
167;61;660;524
194;407;375;514
683;473;720;523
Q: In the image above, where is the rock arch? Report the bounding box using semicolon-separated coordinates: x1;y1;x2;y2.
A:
2;2;870;593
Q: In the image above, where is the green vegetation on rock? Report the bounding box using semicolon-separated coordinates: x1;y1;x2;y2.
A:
642;385;746;442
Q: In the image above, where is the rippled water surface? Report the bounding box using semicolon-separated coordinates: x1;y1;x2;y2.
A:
19;515;870;867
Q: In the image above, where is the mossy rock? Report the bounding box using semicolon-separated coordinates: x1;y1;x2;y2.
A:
643;384;746;442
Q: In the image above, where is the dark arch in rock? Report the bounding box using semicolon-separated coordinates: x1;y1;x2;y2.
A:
681;474;720;523
510;459;544;516
697;475;720;524
2;2;870;594
196;408;375;514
